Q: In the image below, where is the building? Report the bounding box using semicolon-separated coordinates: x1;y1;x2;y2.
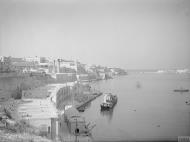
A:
110;68;127;75
56;59;76;73
12;61;36;73
0;56;12;72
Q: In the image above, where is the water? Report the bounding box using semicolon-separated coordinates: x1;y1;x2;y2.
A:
81;73;190;141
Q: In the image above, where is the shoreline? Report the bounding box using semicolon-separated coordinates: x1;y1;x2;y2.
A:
0;75;114;120
0;77;111;142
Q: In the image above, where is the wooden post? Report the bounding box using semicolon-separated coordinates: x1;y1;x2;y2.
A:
51;118;56;140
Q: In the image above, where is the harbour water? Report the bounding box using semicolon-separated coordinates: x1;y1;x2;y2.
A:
81;73;190;141
1;73;190;141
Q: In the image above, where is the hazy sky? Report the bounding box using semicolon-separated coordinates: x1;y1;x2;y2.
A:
0;0;190;69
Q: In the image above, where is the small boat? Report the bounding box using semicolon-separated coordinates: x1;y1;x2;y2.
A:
174;88;189;93
185;101;190;105
136;81;141;88
100;93;117;110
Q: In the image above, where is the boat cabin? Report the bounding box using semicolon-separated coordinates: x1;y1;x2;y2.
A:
103;93;117;103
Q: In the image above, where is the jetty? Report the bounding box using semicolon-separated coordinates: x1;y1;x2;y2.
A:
76;91;102;111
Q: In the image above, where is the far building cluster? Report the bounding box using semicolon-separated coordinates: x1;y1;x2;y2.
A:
0;56;127;82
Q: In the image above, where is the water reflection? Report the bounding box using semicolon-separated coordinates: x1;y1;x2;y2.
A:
100;108;114;122
136;81;142;89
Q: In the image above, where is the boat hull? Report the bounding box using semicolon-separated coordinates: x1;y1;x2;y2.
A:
174;89;189;92
100;99;117;110
100;104;114;110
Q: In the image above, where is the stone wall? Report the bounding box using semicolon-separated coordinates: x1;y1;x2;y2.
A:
56;86;73;110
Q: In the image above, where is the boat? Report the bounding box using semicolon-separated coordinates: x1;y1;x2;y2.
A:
174;88;189;93
100;93;117;110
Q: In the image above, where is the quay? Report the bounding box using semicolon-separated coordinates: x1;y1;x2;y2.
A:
17;82;101;141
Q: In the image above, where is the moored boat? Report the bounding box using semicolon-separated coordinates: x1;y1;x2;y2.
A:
100;93;117;110
174;88;189;93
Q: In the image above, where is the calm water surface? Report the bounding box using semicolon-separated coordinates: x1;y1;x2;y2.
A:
81;73;190;141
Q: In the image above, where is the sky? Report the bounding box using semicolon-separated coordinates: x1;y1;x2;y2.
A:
0;0;190;69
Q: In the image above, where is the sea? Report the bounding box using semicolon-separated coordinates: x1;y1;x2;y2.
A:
80;72;190;141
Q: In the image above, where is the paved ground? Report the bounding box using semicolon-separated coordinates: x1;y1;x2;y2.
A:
17;84;69;129
18;99;57;120
18;83;75;121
